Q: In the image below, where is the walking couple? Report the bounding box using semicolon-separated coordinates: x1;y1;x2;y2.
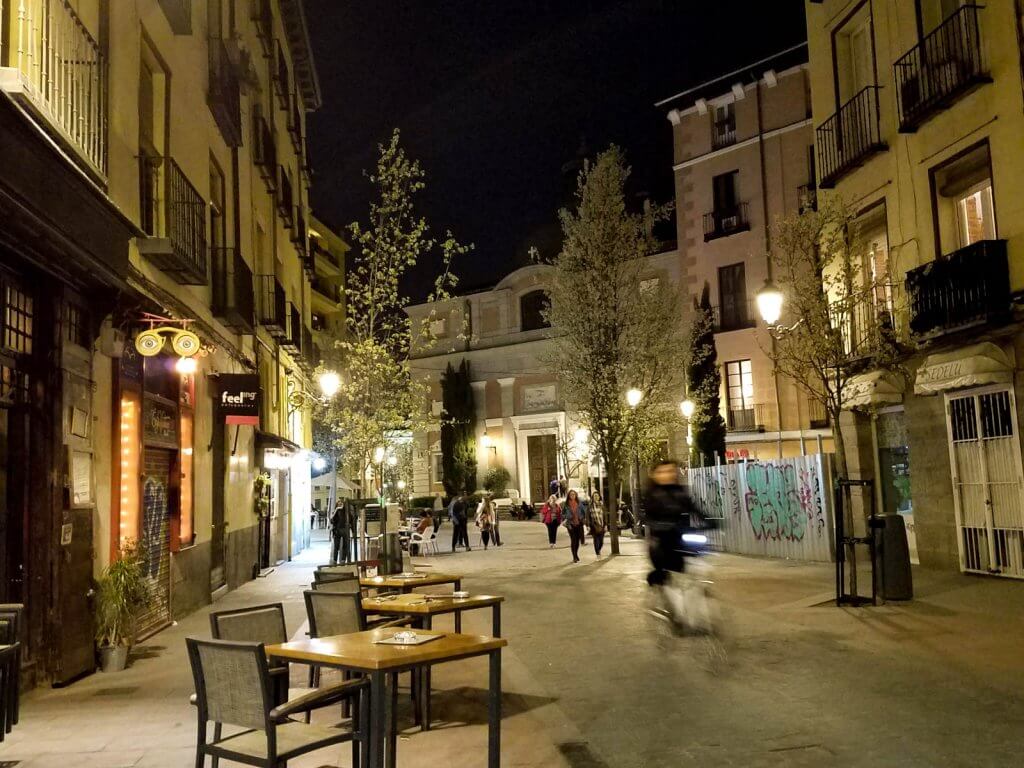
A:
541;490;608;563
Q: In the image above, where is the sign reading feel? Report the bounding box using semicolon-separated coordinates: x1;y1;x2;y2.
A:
219;374;261;426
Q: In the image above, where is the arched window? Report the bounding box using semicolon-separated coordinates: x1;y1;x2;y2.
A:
520;290;551;332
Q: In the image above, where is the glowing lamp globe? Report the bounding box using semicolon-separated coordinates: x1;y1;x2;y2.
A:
626;388;643;408
318;371;341;398
680;399;696;419
756;280;784;326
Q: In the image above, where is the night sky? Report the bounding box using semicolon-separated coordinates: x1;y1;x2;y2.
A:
305;0;807;299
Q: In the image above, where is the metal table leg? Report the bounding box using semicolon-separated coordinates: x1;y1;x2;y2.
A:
369;670;386;768
387;671;398;768
488;649;502;768
422;614;433;731
454;580;462;632
492;603;501;637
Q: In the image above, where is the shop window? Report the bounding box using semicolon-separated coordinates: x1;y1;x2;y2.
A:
931;141;995;256
3;280;33;356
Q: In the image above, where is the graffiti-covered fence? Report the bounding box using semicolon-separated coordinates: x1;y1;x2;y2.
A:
688;455;835;562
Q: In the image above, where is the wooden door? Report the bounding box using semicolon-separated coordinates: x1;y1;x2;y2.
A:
527;435;558;502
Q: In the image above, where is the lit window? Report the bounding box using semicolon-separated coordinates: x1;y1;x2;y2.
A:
957;182;995;248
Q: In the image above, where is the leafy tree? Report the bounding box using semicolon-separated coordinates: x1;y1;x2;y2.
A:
687;283;726;466
315;129;469;490
766;195;901;592
543;146;684;554
440;360;477;495
482;466;512;495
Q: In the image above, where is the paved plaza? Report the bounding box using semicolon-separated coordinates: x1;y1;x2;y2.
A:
4;521;1024;767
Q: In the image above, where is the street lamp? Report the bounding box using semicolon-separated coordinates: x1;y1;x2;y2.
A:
318;370;341;398
755;279;784;326
626;388;643;529
312;456;327;472
680;398;695;420
386;454;398;467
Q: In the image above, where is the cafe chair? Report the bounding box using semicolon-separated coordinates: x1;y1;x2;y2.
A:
409;529;438;556
0;643;19;742
187;637;368;768
0;603;23;734
209;603;291;707
317;564;358;579
312;577;361;594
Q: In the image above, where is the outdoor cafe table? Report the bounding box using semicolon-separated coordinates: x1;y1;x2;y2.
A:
266;628;506;768
359;572;466;629
362;593;504;731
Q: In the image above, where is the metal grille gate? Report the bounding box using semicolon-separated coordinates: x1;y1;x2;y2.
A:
137;448;173;636
946;387;1024;578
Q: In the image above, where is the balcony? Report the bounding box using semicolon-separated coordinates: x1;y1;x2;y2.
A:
906;239;1009;340
252;0;273;56
703;202;750;241
831;283;903;362
137;155;208;285
207;39;242;147
287;92;303;149
0;0;108;178
274;40;289;110
727;403;776;433
157;0;192;34
300;326;316;370
798;183;817;214
253;105;277;190
711;299;756;333
816;86;885;189
291;206;307;249
256;274;288;337
895;5;988;133
712;121;736;150
313;277;338;304
211;247;255;333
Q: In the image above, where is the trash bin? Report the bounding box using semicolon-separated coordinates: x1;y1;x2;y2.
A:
380;532;403;575
874;513;913;600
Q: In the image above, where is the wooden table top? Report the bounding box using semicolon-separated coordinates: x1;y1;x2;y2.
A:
362;593;503;615
359;572;462;588
266;628;506;671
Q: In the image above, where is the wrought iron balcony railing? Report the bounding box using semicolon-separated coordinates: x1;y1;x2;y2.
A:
211;247;255;333
277;166;294;226
906;239;1009;340
253;104;277;190
300;326;315;371
712;122;736;150
816;86;885;188
895;5;988;133
282;303;302;353
256;274;288;337
702;202;750;241
727;402;777;433
208;38;242;147
711;299;756;333
0;0;108;177
138;154;207;284
252;0;273;55
830;283;904;361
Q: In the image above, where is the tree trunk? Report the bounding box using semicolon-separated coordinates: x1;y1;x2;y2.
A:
608;459;621;555
831;406;857;599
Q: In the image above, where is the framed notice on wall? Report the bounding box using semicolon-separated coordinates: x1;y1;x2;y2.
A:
70;449;92;507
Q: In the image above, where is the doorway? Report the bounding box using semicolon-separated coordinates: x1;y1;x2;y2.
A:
945;387;1024;577
527;434;558;503
137;447;173;637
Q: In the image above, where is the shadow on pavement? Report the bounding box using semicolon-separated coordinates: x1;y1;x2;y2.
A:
557;741;613;768
402;686;557;730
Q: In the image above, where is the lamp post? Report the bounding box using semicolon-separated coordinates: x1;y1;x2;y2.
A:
626;388;643;528
756;280;786;459
680;398;695;466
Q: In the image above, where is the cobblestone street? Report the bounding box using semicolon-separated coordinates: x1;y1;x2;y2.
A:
4;521;1024;767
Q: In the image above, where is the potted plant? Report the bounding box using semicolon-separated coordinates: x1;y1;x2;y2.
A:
95;542;151;673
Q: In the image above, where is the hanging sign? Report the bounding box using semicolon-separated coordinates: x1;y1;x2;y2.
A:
219;374;261;426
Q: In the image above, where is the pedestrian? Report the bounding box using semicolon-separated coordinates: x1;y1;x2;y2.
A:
541;494;561;547
520;500;532;520
448;494;462;551
475;496;495;549
564;489;587;563
588;490;607;557
549;476;559;498
488;494;503;546
558;476;568;498
330;500;352;565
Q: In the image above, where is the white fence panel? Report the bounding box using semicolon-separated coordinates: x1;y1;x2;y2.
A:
688;455;835;562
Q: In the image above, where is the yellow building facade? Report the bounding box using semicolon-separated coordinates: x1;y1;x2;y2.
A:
807;0;1024;575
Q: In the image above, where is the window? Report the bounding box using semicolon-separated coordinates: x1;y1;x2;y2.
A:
64;301;90;348
3;280;33;355
931;141;995;256
431;453;444;485
725;360;754;430
712;171;739;214
920;0;966;34
712;102;736;149
717;263;750;331
520;290;551;332
209;158;226;252
833;2;875;105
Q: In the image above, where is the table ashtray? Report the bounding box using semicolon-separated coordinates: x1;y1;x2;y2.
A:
394;631;417;643
452;590;470;599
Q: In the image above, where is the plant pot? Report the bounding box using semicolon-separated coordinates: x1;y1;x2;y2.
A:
98;644;129;673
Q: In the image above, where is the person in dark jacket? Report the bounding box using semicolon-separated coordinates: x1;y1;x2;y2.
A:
330;500;354;565
564;489;587;563
643;460;701;585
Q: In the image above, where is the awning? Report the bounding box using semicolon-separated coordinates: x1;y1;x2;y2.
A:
256;430;302;454
843;370;905;410
914;342;1014;395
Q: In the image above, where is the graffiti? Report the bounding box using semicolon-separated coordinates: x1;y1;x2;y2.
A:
142;476;167;579
744;463;806;542
688;455;833;561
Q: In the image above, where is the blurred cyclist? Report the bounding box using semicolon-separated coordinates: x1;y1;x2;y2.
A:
643;459;715;633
